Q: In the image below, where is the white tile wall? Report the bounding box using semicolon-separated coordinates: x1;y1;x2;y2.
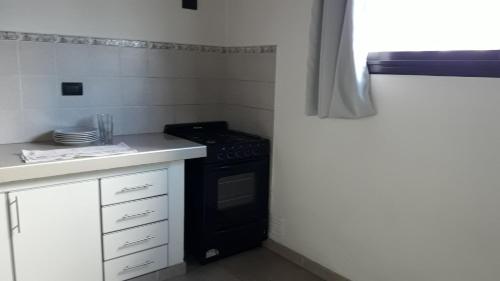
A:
197;53;227;79
0;41;19;75
88;45;120;76
120;106;155;134
224;80;275;110
148;106;176;133
221;52;276;138
0;39;276;144
174;104;220;124
23;108;96;141
19;41;56;75
168;51;198;78
200;79;225;104
21;75;59;108
55;44;90;75
120;47;148;77
87;77;123;106
0;76;21;110
0;110;24;144
121;77;148;106
146;49;174;78
226;53;276;82
222;105;274;139
147;78;177;106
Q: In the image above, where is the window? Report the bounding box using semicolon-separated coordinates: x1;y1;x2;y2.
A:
364;0;500;77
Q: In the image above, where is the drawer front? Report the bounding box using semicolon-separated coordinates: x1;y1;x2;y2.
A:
102;196;168;233
104;245;168;281
101;169;168;206
103;221;168;260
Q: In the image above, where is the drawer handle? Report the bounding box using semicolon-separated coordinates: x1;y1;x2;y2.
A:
118;210;154;222
119;235;155;249
120;260;154;274
116;184;153;194
10;196;21;234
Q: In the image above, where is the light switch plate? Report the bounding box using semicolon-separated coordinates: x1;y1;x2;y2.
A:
182;0;197;10
61;82;83;96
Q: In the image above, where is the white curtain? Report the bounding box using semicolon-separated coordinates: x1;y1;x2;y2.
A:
306;0;376;119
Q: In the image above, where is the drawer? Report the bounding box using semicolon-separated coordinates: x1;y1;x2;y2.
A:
101;169;168;206
103;221;168;260
102;196;168;233
104;245;168;281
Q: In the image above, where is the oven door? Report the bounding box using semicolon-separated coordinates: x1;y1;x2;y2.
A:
205;159;269;232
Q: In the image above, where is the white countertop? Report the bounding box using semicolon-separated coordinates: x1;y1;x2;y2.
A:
0;133;206;184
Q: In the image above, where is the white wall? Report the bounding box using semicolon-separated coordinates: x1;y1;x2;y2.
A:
227;1;500;281
0;0;226;45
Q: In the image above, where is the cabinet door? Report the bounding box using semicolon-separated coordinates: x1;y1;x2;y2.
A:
9;181;103;281
0;193;14;281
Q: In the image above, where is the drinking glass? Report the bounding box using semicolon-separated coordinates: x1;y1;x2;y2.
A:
97;114;114;144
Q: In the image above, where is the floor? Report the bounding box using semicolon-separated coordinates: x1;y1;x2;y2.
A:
167;248;324;281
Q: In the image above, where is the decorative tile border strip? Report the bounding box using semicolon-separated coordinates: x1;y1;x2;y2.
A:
92;37;148;48
58;35;90;45
0;30;276;54
21;32;57;43
0;31;19;40
226;45;277;54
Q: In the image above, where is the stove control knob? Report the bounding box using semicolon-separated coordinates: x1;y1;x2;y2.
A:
235;151;242;158
227;152;234;159
217;153;224;160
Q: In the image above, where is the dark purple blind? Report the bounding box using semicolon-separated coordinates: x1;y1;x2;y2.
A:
367;50;500;78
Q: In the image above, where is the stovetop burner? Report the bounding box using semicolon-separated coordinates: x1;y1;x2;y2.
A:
164;121;270;163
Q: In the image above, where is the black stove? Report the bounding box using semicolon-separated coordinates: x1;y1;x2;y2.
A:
164;121;270;264
165;121;270;163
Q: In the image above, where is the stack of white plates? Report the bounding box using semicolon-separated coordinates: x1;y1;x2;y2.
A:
53;127;99;145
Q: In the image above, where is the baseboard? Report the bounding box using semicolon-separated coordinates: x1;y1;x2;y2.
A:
263;240;350;281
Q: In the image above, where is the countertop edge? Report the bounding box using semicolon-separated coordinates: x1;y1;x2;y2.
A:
0;145;206;185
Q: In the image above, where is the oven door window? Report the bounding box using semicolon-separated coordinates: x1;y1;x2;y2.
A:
207;159;269;231
217;173;256;210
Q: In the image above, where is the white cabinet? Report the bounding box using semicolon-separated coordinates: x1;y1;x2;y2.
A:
103;221;169;260
0;193;14;281
0;161;185;281
101;169;172;281
9;181;103;281
102;195;169;233
101;169;168;206
104;245;168;281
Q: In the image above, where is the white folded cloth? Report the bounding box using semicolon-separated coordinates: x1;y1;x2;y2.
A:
21;142;138;164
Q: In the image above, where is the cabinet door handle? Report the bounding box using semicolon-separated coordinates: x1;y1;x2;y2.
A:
120;260;154;274
9;196;21;234
116;184;152;194
119;235;155;249
117;210;154;222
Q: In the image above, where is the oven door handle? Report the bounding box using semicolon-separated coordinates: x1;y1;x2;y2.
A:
215;166;233;170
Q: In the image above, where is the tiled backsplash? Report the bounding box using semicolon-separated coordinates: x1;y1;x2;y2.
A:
222;53;276;139
0;31;276;144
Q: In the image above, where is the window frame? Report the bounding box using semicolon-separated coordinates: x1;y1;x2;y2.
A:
367;50;500;78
